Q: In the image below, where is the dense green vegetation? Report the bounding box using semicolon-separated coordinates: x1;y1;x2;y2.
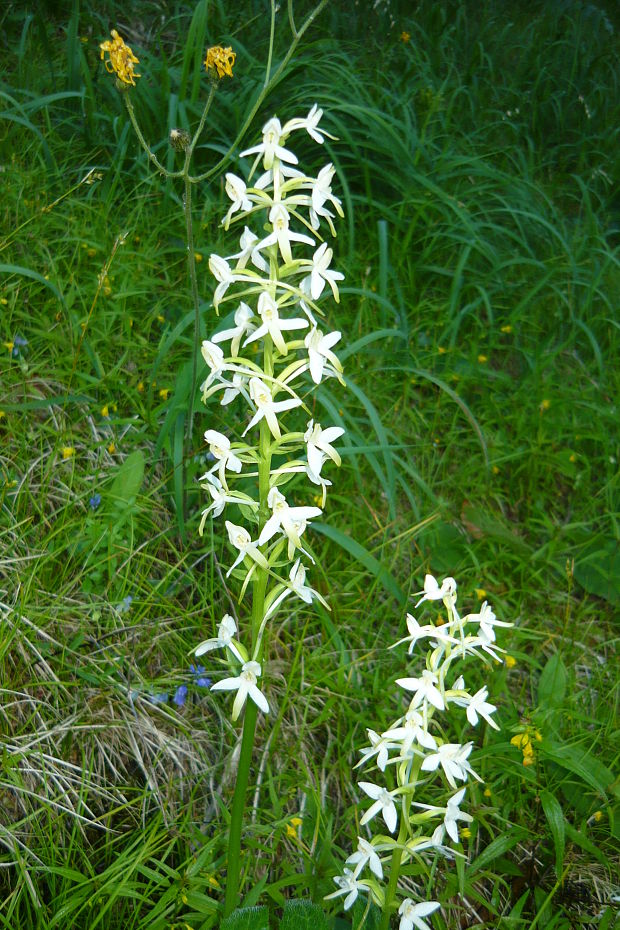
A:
1;1;618;928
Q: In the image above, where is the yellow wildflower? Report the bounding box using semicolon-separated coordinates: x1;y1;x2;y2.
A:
400;31;411;43
505;655;516;669
461;827;471;838
0;298;8;305
510;733;530;750
0;411;5;419
437;346;447;354
483;788;492;798
157;314;165;324
62;446;75;459
475;588;487;600
492;465;500;475
159;388;171;400
204;45;236;80
500;324;512;333
107;441;116;454
593;810;603;822
137;381;145;393
4;342;14;353
540;398;551;411
285;817;303;838
101;404;110;418
478;354;488;363
207;875;220;888
194;252;203;263
100;29;141;86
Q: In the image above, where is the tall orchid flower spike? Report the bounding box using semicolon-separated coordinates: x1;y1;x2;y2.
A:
198;108;347;914
210;660;269;721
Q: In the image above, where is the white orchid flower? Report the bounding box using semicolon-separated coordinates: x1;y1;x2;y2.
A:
398;899;441;930
420;742;481;789
392;612;459;653
258;487;321;559
226;226;268;273
358;781;399;834
301;242;345;302
396;669;445;711
198;474;257;529
304;327;343;384
355;728;397;772
256;203;315;265
411;787;473;845
240;116;298;169
284;104;336;144
304;419;344;475
223;173;253;227
382;707;437;754
465;601;512;642
263;558;327;620
203;429;242;488
220;373;249;407
211;659;269;720
212;302;255;358
208;254;237;309
346;836;383;880
415;574;457;608
323;868;366;911
243;292;308;356
194;613;244;663
309;163;344;232
243;377;301;440
225;521;268;577
466;686;499;729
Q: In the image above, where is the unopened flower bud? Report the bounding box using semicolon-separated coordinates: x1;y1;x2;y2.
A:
169;128;190;151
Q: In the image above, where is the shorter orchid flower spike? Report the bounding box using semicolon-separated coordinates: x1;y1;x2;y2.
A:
398;899;441;930
211;659;269;720
194;613;244;663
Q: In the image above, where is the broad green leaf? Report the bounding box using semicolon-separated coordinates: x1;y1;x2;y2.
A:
573;537;620;605
537;653;567;710
220;905;269;930
542;741;614;800
107;451;145;510
279;899;330;930
564;821;610;868
540;789;565;878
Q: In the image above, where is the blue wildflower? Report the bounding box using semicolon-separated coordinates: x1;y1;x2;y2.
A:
89;493;102;510
173;684;188;706
190;664;211;688
118;595;133;613
147;691;169;705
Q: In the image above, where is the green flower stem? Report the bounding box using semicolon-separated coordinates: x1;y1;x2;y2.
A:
223;343;273;916
380;760;424;930
123;95;179;177
223;699;258;917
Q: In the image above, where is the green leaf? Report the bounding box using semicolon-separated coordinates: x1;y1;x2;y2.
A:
468;828;526;875
106;451;145;511
540;789;565;878
542;741;615;800
220;906;269;930
312;522;406;605
537;653;567;710
279;899;330;930
573;537;620;605
563;821;610;868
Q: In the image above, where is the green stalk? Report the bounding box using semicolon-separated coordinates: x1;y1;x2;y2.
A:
223;351;273;916
379;758;423;930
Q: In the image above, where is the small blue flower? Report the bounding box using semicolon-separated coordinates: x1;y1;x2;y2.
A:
14;335;28;347
173;684;188;706
147;691;169;705
190;664;211;688
89;493;102;510
117;595;133;613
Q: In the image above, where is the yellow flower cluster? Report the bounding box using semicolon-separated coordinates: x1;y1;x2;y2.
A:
100;29;141;86
204;45;236;79
510;728;542;766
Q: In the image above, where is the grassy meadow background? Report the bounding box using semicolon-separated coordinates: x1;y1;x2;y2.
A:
1;0;618;927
